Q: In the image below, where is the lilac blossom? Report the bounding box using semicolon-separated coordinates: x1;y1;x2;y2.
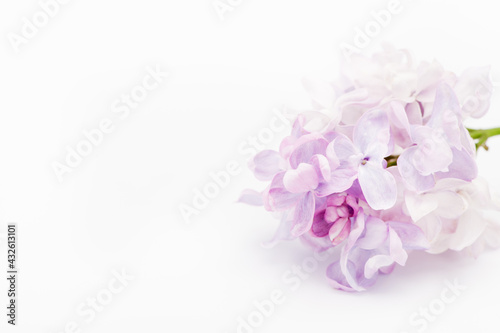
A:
326;210;428;292
241;45;498;292
330;109;397;210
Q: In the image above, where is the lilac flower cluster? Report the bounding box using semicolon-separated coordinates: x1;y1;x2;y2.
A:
243;47;500;291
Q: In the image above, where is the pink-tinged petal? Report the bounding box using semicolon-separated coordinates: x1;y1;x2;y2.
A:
324;206;340;222
388;228;407;265
327;194;346;206
250;150;283;181
311;211;331;237
290;115;310;138
326;260;357;292
356;216;388;250
329;255;378;292
435;148;478;182
299;230;335;251
353;109;391;159
315;168;357;197
279;135;297;160
291;192;315;237
269;171;286;189
454;66;492;118
310;154;331;182
283;163;319;194
267;188;300;211
405;102;423;125
278;117;310;160
238;189;263;206
339;211;367;290
336;206;349;218
379;263;396;275
328;217;348;240
358;163;397;210
447;210;488;251
334;223;351;246
415;215;442;244
345;195;359;214
387;221;429;250
325;141;340;170
431;191;467;219
364;255;395;279
397;147;436;192
405;192;439;222
289;134;329;168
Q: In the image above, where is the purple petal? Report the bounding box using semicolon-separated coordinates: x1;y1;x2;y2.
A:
327;194;346;206
289;134;329;169
250;150;283;181
332;135;360;165
291;192;315;237
410;126;454;175
353;109;391;159
311;211;331;237
310;154;331;182
329;217;350;245
358;163;397;210
325;141;341;170
283;163;319;194
346;179;366;201
238;189;263;206
388;101;412;147
339;211;367;290
428;83;462;126
315;168;357;197
405;102;423;125
364;255;396;280
299;230;335;251
379;263;396;275
387;221;429;250
435;148;478;182
397;147;436;192
290;115;310;138
388;228;407;265
326;260;356;292
356;216;388;250
267;187;301;211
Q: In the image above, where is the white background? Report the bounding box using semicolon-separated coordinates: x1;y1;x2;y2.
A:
1;0;500;332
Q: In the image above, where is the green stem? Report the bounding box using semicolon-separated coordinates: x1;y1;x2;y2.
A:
467;127;500;150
